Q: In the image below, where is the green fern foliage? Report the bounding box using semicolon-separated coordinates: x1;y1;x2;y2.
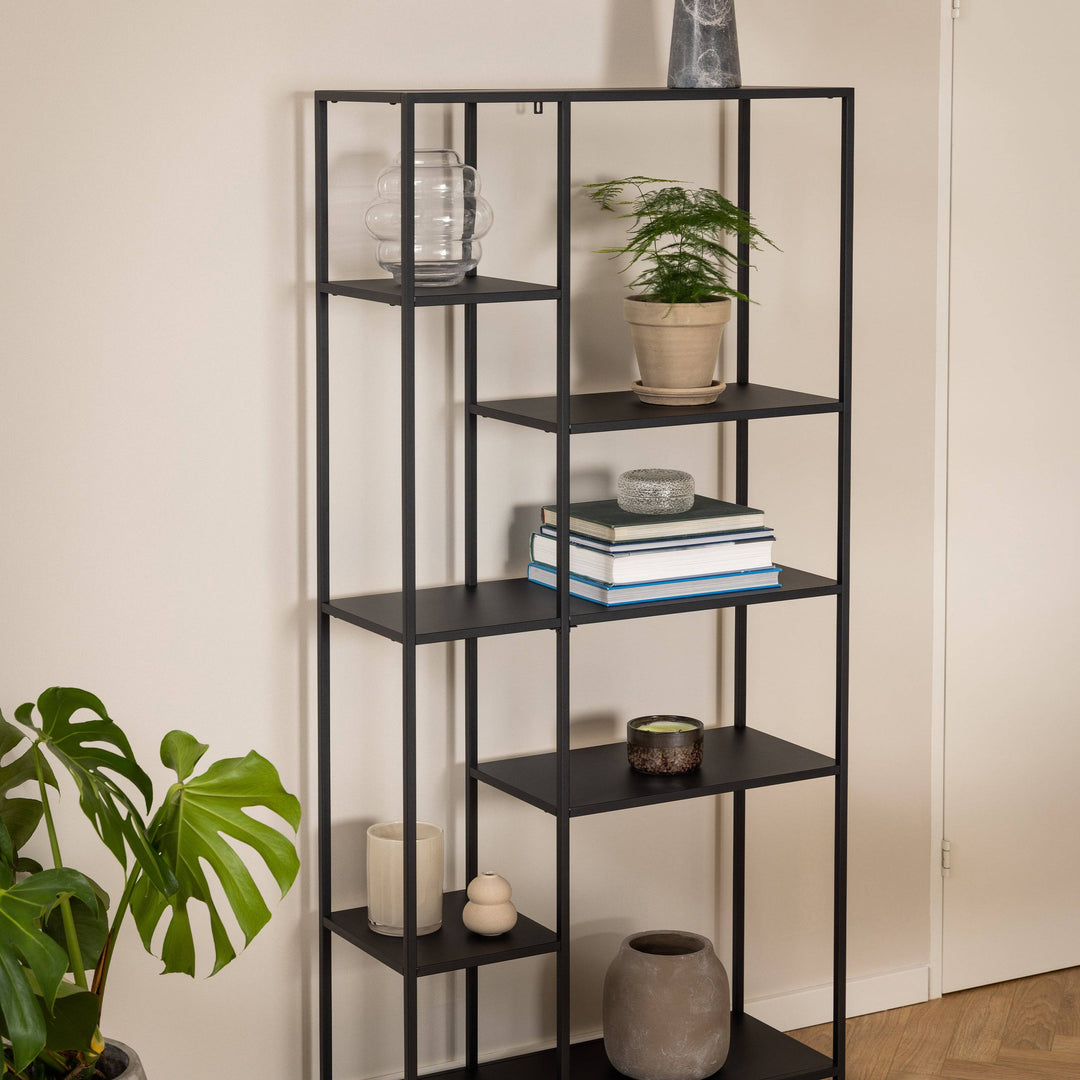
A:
584;176;777;305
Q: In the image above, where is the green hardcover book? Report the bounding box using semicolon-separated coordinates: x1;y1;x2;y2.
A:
540;495;766;543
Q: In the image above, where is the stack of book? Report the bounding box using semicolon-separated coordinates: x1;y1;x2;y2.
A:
526;495;780;607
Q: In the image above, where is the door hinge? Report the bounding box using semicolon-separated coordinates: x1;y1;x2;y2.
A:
941;839;953;876
951;0;961;19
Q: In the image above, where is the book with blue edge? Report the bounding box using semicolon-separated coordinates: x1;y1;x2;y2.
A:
526;562;781;606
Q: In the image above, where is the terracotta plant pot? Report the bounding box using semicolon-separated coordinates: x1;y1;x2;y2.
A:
603;930;731;1080
623;296;732;403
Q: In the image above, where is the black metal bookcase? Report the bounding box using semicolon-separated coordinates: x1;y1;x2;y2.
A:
315;85;854;1080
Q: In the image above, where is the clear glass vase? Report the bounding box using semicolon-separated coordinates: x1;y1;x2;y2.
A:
364;149;493;286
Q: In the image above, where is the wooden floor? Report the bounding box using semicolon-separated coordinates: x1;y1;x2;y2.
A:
788;966;1080;1079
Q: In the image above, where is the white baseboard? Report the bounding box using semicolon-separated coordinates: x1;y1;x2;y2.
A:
357;966;932;1079
745;964;931;1032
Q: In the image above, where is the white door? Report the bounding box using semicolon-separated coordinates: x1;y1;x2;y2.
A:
943;0;1080;992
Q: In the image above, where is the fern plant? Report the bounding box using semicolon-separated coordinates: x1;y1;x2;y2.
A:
584;176;777;305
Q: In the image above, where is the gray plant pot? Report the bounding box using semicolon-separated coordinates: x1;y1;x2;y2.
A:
98;1041;147;1080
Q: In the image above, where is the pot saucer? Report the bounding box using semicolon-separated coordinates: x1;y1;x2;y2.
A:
632;380;726;406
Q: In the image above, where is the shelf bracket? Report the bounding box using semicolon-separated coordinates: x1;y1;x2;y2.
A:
533;101;544;115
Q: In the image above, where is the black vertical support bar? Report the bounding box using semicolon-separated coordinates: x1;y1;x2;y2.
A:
833;88;855;1079
400;98;420;1080
463;100;480;1073
314;93;333;1080
731;95;752;1017
555;97;572;1080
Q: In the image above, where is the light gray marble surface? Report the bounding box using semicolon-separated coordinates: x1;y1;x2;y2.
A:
667;0;742;89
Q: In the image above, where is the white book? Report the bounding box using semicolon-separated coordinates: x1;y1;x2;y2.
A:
538;524;775;553
530;532;775;585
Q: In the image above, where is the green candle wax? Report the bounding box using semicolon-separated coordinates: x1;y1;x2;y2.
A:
635;720;698;734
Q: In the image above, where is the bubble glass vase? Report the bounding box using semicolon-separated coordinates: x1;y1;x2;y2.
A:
364;149;493;286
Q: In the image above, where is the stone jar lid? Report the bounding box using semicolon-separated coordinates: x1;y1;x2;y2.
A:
617;469;695;515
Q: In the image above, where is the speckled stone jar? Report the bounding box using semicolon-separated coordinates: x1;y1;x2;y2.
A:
617;469;695;515
603;931;730;1080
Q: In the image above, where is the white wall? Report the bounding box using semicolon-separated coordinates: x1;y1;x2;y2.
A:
0;2;941;1078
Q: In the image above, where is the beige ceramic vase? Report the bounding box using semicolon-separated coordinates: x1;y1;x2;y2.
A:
623;296;732;404
462;871;517;936
603;930;731;1080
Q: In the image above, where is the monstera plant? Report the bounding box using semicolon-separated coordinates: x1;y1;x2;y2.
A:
0;687;300;1078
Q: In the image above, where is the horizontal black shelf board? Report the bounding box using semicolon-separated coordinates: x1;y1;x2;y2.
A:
472;384;842;433
325;890;557;976
387;1015;834;1080
320;276;558;306
326;579;558;643
325;568;840;644
318;86;853;105
473;727;837;817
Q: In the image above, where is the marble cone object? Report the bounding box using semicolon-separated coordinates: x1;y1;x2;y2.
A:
668;0;742;89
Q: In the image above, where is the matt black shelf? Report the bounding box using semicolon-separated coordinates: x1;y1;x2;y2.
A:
473;727;837;817
325;566;840;644
383;1015;833;1080
325;579;557;643
318;86;853;105
316;83;853;1080
325;890;558;976
472;385;842;434
320;276;558;307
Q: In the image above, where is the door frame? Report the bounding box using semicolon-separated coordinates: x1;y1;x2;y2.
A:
929;0;957;1002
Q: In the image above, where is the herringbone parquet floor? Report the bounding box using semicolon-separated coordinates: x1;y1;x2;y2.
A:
788;966;1080;1079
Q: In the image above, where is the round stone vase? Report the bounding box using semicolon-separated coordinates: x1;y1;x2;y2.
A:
603;931;731;1080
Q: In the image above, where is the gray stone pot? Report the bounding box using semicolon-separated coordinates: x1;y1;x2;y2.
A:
603;931;730;1080
668;0;742;89
99;1041;147;1080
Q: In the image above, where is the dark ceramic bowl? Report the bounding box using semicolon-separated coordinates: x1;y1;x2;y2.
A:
626;715;704;776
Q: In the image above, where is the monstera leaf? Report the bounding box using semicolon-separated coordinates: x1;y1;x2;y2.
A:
0;867;98;1071
0;713;51;853
130;731;300;976
40;979;101;1054
44;877;110;975
14;688;177;896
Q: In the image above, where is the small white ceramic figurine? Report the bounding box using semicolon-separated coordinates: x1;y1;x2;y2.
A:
462;872;518;936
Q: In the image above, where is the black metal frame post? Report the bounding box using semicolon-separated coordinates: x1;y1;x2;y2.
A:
400;99;420;1080
833;88;856;1079
730;95;752;1019
314;93;333;1080
554;98;573;1080
463;100;480;1073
